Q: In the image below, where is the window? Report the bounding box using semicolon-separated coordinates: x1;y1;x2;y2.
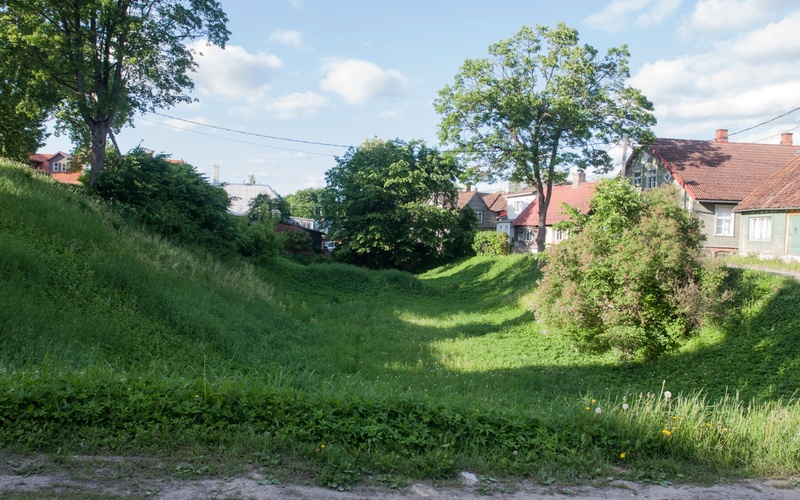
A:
514;201;526;213
555;228;569;242
475;211;483;223
52;162;62;172
644;170;657;189
519;227;534;241
748;217;772;241
715;207;734;236
631;171;642;188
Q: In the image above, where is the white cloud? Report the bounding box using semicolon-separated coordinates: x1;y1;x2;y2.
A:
631;8;800;141
190;42;282;102
583;0;680;33
266;92;329;119
319;59;409;105
268;29;309;50
680;0;783;34
729;11;800;62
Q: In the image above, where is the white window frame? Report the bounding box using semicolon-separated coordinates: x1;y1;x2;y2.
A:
52;161;62;172
748;216;772;241
715;207;734;237
555;228;569;242
631;171;642;188
644;170;657;189
519;227;534;241
475;211;483;223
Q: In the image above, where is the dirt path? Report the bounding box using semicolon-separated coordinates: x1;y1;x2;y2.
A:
1;453;798;499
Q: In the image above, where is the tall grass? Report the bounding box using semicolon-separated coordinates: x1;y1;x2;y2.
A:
1;160;799;482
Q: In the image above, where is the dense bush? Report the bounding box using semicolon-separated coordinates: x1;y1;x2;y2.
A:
90;148;281;260
533;178;726;362
472;231;510;256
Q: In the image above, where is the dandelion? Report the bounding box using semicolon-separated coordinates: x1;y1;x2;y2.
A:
620;452;626;459
662;429;671;436
194;394;199;399
663;391;672;400
622;403;629;410
595;407;603;415
591;399;596;403
585;406;590;411
320;444;326;449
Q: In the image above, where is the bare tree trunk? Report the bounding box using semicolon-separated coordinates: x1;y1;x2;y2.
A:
536;198;547;253
88;121;111;187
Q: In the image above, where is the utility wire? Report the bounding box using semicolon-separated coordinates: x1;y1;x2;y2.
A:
728;105;800;137
149;111;352;148
138;117;338;157
753;124;800;144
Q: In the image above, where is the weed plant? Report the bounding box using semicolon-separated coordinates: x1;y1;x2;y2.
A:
1;160;799;486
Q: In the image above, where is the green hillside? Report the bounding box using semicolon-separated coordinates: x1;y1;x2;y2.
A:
1;160;799;482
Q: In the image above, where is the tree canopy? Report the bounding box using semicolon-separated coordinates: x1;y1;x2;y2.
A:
285;187;324;220
322;138;474;271
435;24;656;252
0;0;229;184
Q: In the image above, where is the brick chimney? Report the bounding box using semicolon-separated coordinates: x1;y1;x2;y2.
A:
781;133;793;146
715;129;728;143
571;168;586;188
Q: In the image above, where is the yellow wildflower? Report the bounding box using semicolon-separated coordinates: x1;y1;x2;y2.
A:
620;452;626;459
662;429;672;436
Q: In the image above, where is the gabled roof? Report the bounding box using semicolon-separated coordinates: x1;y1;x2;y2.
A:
456;190;479;210
480;192;507;212
735;154;800;212
648;138;799;202
223;183;280;215
512;182;596;227
506;186;537;198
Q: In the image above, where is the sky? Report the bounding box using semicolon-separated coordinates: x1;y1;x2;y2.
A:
44;0;800;195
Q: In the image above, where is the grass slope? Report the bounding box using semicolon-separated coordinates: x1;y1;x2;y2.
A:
1;160;799;483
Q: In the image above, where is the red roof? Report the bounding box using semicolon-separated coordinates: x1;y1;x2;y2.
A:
512;182;596;227
649;138;799;202
456;191;478;210
480;192;507;212
51;172;82;185
735;154;800;211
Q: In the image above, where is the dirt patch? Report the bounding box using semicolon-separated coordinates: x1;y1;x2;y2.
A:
1;452;798;499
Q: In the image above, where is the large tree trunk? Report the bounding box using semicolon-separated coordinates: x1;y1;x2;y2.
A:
535;195;548;253
88;121;111;187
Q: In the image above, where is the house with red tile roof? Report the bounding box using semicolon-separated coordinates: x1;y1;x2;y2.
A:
510;172;595;253
734;154;800;260
456;190;506;231
29;152;84;185
622;129;799;257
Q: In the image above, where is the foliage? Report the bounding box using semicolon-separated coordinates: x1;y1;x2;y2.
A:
0;0;229;185
0;57;57;160
322;138;469;271
283;229;313;253
90;147;240;254
285;187;325;220
2;159;800;483
533;179;727;361
472;231;511;256
436;24;655;252
247;192;291;224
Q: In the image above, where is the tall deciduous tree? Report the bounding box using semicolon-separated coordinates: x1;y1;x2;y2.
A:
435;24;656;252
285;187;325;220
322;138;471;271
0;0;229;185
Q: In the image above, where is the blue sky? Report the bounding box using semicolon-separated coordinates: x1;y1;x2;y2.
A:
45;0;800;195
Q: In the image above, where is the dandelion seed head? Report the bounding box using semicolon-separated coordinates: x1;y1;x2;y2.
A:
664;391;672;399
622;403;629;410
595;407;602;414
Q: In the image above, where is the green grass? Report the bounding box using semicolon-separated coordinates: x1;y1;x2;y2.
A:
1;159;799;487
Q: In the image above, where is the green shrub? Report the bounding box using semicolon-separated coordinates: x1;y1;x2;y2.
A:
533;179;726;361
472;231;510;256
91;148;237;254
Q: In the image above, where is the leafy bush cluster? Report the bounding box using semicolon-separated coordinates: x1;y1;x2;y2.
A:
472;231;511;256
90;148;282;261
534;179;727;361
322;138;475;271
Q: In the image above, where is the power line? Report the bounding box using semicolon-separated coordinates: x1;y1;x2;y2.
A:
138;117;338;157
149;112;352;148
728;105;800;137
753;124;800;144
